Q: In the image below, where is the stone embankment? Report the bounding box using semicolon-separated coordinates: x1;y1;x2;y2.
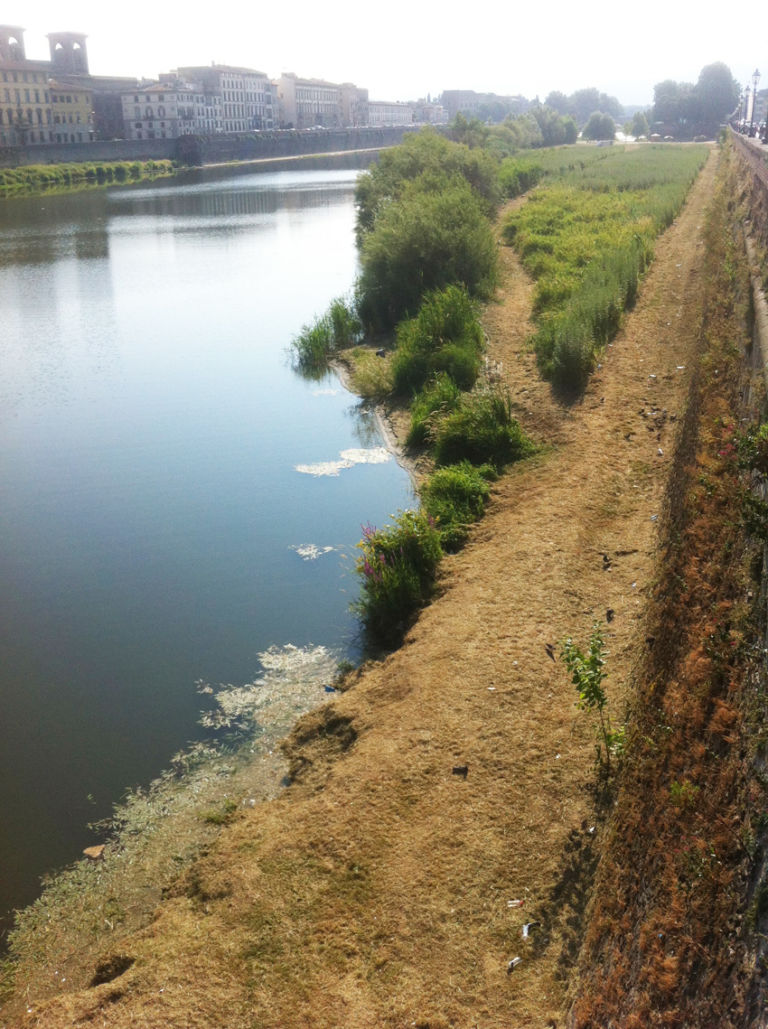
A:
0;125;413;168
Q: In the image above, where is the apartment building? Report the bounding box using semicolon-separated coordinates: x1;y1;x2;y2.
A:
367;100;414;127
177;65;275;132
122;81;223;139
277;73;345;129
0;25;54;144
340;82;369;127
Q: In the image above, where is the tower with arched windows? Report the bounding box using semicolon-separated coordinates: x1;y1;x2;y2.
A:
48;33;89;76
0;25;25;64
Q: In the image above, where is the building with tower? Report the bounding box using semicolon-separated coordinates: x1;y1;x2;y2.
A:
0;24;54;145
0;24;136;144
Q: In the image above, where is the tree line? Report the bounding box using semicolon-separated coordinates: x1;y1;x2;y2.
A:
442;62;740;145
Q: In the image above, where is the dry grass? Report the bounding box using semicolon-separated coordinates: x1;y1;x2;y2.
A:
569;141;768;1027
1;146;746;1029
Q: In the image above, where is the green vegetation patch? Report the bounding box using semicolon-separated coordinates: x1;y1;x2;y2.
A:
503;144;708;392
355;510;443;646
357;173;498;331
406;372;461;448
354;127;501;239
392;285;484;397
421;461;495;551
0;159;176;198
432;387;535;470
290;295;361;373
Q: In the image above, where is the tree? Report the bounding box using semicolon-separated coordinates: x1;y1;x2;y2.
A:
545;90;571;116
490;113;543;153
597;92;624;120
571;88;601;125
629;111;649;138
652;64;738;138
696;62;740;132
530;104;566;145
582;111;616;141
448;112;489;149
652;80;698;135
563;117;579;144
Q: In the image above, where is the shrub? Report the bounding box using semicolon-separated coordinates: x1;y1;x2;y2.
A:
357;176;498;332
433;388;534;470
407;373;461;448
355;128;501;239
421;461;493;551
355;510;443;646
498;157;544;198
391;285;485;396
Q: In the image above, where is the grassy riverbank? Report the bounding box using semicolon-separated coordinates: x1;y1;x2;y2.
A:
0;159;176;198
0;142;734;1029
4;139;768;1026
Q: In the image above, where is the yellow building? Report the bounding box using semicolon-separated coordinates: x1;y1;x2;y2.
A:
49;79;93;143
0;25;54;145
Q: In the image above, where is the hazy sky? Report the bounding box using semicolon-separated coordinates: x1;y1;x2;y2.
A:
7;1;766;109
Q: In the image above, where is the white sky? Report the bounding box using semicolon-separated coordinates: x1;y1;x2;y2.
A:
6;1;766;109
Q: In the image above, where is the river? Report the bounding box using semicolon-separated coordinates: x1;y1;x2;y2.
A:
0;165;413;937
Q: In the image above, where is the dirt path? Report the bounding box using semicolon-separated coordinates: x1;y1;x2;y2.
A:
10;149;719;1029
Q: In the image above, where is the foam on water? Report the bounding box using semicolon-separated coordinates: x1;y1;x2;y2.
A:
291;543;335;561
295;446;391;477
198;643;339;731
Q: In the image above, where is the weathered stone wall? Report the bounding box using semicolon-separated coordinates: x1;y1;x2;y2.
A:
2;126;415;168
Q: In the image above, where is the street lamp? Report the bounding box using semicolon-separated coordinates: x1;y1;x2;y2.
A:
750;68;761;136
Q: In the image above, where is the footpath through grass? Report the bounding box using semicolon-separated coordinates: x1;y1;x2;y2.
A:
503;144;708;392
570;141;768;1026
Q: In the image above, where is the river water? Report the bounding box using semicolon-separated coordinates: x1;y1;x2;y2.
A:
0;166;413;935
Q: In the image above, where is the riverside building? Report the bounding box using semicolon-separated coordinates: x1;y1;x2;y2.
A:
176;65;275;133
0;25;136;143
0;25;54;144
122;82;222;140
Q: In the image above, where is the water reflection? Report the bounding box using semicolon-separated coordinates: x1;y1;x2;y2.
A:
0;192;110;265
0;165;413;939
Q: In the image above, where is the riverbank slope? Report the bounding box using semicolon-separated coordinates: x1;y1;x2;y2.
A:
2;144;762;1027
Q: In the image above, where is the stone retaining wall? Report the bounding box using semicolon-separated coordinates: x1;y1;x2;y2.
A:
1;126;416;168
